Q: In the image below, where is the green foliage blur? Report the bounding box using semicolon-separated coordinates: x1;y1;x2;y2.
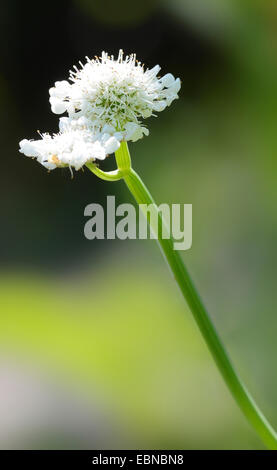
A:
0;0;276;449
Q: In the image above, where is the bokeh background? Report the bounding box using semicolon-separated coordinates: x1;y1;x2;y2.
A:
0;0;277;449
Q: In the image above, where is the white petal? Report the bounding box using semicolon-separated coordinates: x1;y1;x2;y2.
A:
19;139;38;157
142;108;152;118
147;65;161;76
104;136;121;154
91;142;106;160
152;100;167;112
41;161;56;170
50;96;68;114
124;122;149;142
49;80;71;98
161;73;175;88
124;122;139;140
171;78;181;94
142;127;149;136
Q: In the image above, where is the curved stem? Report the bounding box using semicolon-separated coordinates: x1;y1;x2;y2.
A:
115;148;277;449
86;162;123;181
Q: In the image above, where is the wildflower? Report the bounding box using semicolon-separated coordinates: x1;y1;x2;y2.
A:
19;117;120;170
49;50;181;144
19;49;181;171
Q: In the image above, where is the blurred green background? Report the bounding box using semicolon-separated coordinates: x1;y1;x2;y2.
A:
0;0;277;449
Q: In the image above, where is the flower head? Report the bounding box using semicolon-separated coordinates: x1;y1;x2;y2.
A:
19;117;120;171
49;50;181;143
19;49;181;171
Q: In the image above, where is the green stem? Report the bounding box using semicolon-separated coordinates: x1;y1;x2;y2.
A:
113;143;276;450
87;142;276;448
86;162;123;181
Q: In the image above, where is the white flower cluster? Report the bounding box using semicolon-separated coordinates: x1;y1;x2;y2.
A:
19;50;181;171
19;119;120;171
